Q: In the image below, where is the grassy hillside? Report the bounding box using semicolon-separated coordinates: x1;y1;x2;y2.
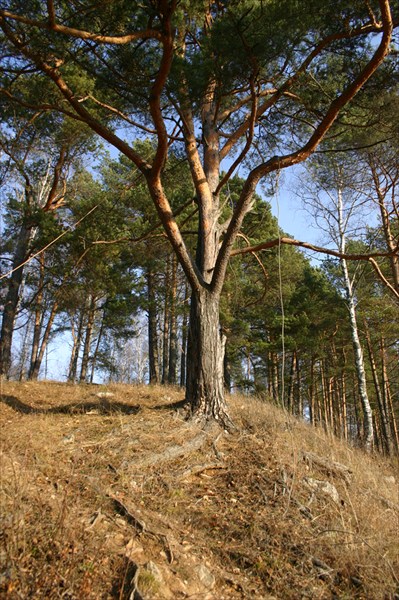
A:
1;381;398;599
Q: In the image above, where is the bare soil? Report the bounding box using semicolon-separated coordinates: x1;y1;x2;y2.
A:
1;381;398;599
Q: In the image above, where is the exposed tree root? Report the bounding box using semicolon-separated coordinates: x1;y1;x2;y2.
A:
130;431;209;469
301;451;352;484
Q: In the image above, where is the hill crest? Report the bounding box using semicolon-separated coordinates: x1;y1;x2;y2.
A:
1;381;398;599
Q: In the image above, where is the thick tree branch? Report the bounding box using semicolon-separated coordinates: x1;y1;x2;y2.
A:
232;236;399;301
0;9;163;44
230;236;398;261
148;4;176;179
0;20;152;174
43;145;68;211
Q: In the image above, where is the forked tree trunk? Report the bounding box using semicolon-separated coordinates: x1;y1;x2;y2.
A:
185;289;232;427
29;300;58;380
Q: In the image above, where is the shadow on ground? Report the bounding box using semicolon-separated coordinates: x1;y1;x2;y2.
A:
0;394;141;415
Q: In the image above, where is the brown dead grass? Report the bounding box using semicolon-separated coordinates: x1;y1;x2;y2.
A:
1;380;398;599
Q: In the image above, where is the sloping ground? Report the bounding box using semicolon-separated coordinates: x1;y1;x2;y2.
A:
0;381;398;600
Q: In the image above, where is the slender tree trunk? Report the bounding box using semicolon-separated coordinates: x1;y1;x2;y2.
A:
29;253;46;376
0;223;33;378
287;351;296;414
341;371;348;441
147;267;160;384
79;295;96;383
179;282;189;388
90;313;104;384
168;255;178;385
380;337;399;453
308;356;315;425
364;323;392;453
18;317;32;381
271;351;279;403
320;360;329;432
342;256;373;450
161;257;170;384
338;187;373;451
296;352;302;418
68;311;84;382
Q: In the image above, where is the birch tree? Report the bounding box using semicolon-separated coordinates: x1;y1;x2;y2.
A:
300;158;375;449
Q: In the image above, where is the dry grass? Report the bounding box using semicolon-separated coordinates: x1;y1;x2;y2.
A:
1;381;398;599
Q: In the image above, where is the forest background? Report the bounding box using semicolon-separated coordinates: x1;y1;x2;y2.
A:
0;0;398;455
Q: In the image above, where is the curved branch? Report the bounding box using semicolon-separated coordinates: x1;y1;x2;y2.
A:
0;9;163;44
369;258;399;302
230;235;398;260
231;235;399;302
0;19;152;174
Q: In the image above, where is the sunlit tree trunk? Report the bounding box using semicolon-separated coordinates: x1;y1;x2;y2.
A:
364;322;392;453
380;337;399;453
185;288;231;425
68;311;84;382
368;154;399;294
29;253;45;377
90;314;104;384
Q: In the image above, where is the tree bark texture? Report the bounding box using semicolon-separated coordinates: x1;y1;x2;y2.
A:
185;290;231;427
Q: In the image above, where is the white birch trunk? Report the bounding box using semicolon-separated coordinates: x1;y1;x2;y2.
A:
338;188;374;451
